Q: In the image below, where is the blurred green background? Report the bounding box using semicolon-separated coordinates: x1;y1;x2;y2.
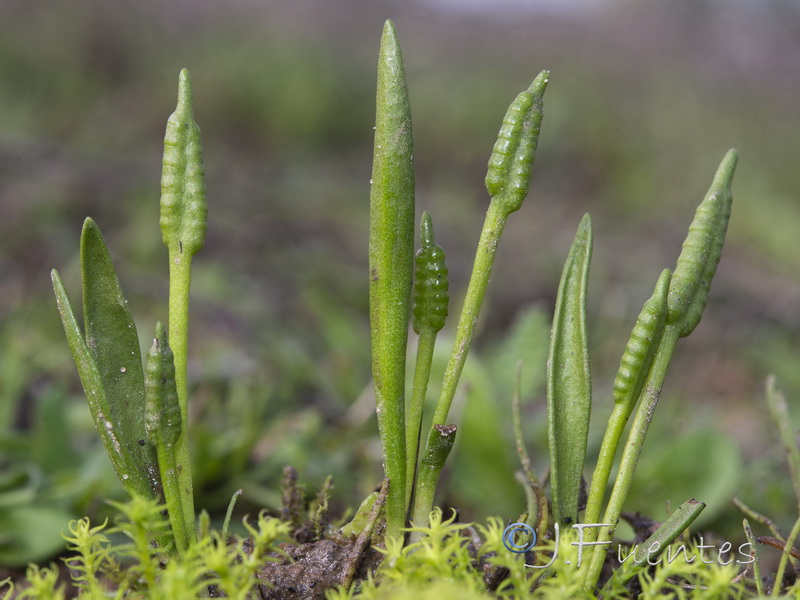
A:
2;0;800;570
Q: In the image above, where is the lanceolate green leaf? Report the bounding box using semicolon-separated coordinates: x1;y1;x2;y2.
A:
52;269;157;499
80;218;160;498
628;498;705;569
369;19;415;540
547;214;593;526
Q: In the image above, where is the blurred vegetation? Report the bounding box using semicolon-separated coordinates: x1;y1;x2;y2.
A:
2;0;800;570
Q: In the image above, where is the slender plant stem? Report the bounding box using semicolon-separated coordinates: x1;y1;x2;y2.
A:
512;360;536;483
167;253;197;543
431;203;507;428
409;424;457;544
410;73;548;533
772;515;800;597
583;324;680;591
405;330;436;510
584;269;671;533
408;205;506;529
742;519;764;597
160;68;207;546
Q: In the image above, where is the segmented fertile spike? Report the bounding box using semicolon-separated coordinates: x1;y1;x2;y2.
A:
160;68;207;258
412;212;449;335
612;268;671;408
667;149;737;335
485;70;549;215
144;322;182;447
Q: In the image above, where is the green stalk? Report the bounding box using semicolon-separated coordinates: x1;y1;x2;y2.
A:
583;324;680;589
429;71;549;430
406;332;437;508
772;515;800;597
405;212;449;510
582;150;736;591
410;71;549;529
160;68;208;544
512;360;535;483
583;268;671;533
428;203;507;427
742;519;764;597
409;424;457;545
144;322;188;554
368;20;415;540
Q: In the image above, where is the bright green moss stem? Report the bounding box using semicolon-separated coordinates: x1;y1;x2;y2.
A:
368;20;415;540
160;68;207;544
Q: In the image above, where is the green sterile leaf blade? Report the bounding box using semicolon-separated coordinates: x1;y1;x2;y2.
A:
340;492;379;538
52;269;154;499
160;68;207;258
79;219;160;498
369;19;415;538
668;149;737;337
547;214;593;526
485;70;549;215
632;498;705;564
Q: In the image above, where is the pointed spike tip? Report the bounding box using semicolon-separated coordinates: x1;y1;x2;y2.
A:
420;211;433;246
714;148;738;189
529;70;551;94
177;68;193;112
